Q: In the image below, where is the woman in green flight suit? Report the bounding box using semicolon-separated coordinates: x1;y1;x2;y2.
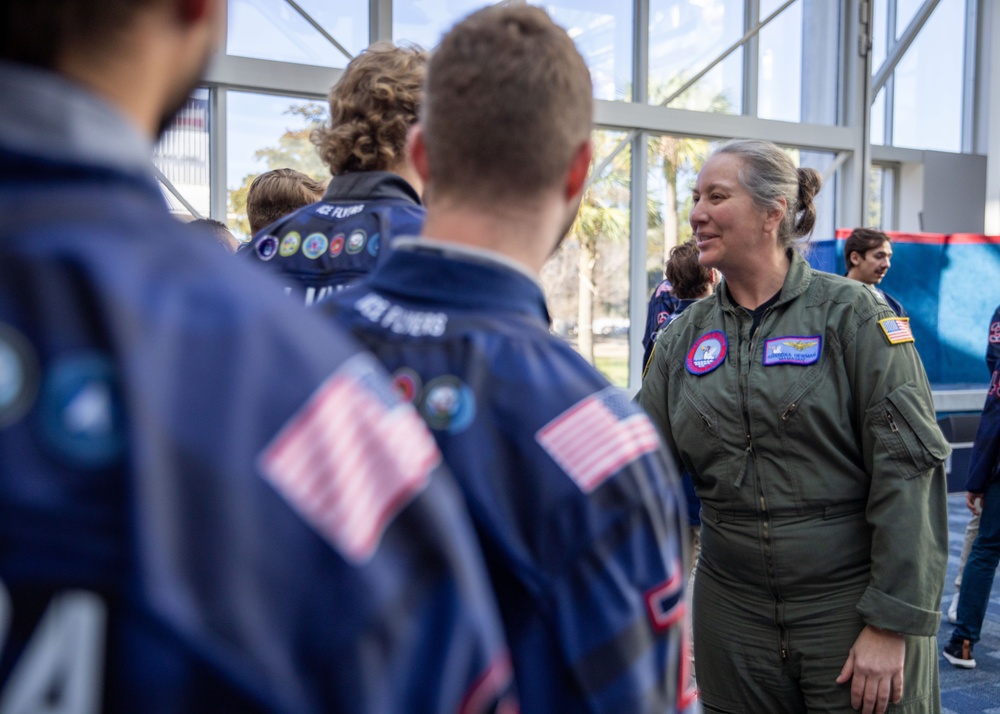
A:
637;139;949;714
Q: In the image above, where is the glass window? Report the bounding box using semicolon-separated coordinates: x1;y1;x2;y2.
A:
870;87;887;146
538;2;633;101
154;89;211;220
868;165;895;230
798;150;837;241
891;0;964;152
394;1;631;101
758;0;840;125
646;133;712;296
227;0;365;67
869;0;888;144
393;0;490;49
871;0;888;70
542;129;632;387
226;91;330;239
648;0;744;113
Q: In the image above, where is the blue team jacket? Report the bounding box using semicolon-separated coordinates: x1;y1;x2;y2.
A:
966;304;1000;493
0;147;512;713
243;171;424;305
325;240;697;714
641;279;680;372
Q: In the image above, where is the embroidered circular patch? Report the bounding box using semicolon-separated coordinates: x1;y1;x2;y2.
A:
302;232;328;259
686;331;728;375
391;368;421;403
255;235;279;261
0;323;40;428
37;352;126;469
279;231;301;257
329;234;345;258
346;230;366;255
367;233;381;257
420;376;475;433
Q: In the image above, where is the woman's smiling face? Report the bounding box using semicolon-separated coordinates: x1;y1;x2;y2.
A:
689;152;776;275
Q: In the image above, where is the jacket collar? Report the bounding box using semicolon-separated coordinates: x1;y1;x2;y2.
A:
0;61;153;178
323;171;421;205
717;249;813;311
366;239;551;324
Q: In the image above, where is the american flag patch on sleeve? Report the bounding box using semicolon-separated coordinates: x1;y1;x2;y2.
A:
259;354;441;565
878;317;914;345
536;387;661;493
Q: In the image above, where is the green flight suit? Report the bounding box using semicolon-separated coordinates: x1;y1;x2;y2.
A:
637;251;949;713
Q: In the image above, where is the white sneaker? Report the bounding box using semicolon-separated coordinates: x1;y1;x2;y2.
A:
948;592;960;624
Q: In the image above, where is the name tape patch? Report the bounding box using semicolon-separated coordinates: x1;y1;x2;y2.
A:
763;336;822;366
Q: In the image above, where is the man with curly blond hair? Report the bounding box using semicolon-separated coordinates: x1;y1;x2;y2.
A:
244;43;427;305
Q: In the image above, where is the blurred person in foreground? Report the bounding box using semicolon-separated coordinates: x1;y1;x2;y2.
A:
638;139;948;714
244;43;427;305
844;228;907;317
323;5;696;712
0;0;514;710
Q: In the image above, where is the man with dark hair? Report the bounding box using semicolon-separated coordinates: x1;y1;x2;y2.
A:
325;6;695;712
246;168;325;236
0;0;514;710
844;227;907;317
244;43;427;305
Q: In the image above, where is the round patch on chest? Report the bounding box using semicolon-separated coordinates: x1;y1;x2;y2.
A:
686;331;728;375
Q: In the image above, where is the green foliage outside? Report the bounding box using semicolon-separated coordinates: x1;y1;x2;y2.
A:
594;352;628;388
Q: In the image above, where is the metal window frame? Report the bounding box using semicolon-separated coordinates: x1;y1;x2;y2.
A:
192;0;988;373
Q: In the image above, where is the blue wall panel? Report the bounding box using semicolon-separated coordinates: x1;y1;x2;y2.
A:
807;233;1000;386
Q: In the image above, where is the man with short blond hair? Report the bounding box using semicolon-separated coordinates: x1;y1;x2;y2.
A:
325;6;695;712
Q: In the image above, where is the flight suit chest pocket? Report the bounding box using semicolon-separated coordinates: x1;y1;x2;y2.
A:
868;381;951;479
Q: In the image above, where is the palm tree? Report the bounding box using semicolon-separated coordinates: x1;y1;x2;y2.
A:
566;132;630;364
647;78;731;267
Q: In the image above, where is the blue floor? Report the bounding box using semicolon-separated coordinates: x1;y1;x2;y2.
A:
940;493;1000;713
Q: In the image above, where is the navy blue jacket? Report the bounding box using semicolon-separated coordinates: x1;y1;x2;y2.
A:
988;304;1000;374
0;147;511;711
967;304;1000;493
641;279;680;372
325;240;697;713
244;172;423;305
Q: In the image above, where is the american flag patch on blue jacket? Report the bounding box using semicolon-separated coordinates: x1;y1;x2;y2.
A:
259;354;440;564
536;387;660;493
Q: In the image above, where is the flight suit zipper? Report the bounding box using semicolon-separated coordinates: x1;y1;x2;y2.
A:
739;304;791;663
